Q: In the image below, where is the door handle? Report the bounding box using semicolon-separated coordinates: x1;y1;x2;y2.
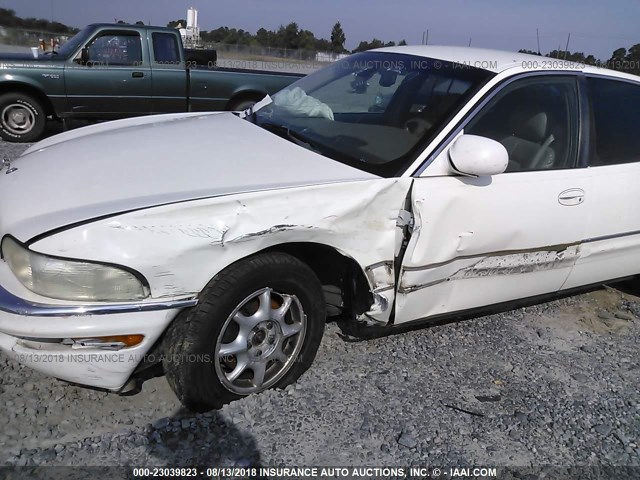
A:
132;71;144;78
558;188;585;206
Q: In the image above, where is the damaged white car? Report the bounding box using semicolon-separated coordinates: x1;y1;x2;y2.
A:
1;47;639;411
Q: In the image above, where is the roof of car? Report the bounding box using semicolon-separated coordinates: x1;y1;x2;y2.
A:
88;23;176;33
373;45;640;82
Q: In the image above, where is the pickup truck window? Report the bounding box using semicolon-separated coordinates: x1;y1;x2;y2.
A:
86;31;143;66
57;26;93;57
152;33;180;64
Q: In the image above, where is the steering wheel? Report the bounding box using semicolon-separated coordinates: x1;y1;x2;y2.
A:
529;134;555;170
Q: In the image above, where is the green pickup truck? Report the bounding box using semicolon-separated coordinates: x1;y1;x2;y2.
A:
0;23;303;142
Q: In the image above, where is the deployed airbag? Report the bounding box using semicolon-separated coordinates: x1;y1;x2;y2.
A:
273;87;335;120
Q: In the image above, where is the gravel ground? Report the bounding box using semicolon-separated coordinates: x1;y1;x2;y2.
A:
1;139;639;476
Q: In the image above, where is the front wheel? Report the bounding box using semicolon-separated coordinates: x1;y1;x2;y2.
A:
0;93;46;142
227;96;261;112
163;252;326;412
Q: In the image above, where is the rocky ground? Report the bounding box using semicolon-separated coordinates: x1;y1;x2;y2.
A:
1;138;639;477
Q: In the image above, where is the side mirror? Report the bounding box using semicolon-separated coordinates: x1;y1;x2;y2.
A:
448;134;508;177
80;47;90;65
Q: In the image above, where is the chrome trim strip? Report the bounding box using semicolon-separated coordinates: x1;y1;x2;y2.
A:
584;229;640;244
400;229;640;275
402;243;579;273
373;285;394;294
365;260;394;272
398;278;449;294
0;285;198;317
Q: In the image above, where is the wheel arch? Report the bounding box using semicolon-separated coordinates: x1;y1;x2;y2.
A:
129;242;379;391
0;82;56;117
259;242;375;318
225;89;266;110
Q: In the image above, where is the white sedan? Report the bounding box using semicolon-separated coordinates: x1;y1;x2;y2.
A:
0;46;639;411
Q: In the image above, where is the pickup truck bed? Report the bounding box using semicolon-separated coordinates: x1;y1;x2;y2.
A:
0;23;303;142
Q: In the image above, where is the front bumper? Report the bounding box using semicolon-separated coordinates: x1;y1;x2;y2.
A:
0;280;197;390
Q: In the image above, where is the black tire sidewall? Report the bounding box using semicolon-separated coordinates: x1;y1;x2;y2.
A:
164;253;326;411
228;97;259;111
0;94;46;143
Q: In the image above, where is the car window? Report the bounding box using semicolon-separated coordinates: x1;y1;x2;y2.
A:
254;52;494;177
465;76;579;172
57;26;93;57
411;77;472;113
587;77;640;166
152;33;180;64
86;32;143;66
311;70;408;114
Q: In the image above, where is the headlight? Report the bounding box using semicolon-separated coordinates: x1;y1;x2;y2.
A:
2;237;149;302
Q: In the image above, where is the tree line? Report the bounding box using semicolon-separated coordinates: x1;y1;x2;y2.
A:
1;7;637;75
518;45;640;76
0;8;79;34
167;19;406;54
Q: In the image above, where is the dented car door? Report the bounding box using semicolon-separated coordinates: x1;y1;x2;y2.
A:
395;74;590;323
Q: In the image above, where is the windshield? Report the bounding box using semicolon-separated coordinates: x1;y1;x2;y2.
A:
56;26;93;58
254;52;494;177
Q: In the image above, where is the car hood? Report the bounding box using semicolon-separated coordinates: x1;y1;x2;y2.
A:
0;53;62;63
0;52;39;61
0;112;376;241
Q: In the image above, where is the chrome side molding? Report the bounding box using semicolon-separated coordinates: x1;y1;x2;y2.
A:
0;285;198;317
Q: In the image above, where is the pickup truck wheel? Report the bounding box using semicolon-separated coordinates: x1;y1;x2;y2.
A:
0;93;46;143
227;96;260;111
163;252;326;412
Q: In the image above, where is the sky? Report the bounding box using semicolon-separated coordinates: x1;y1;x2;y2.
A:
1;0;638;60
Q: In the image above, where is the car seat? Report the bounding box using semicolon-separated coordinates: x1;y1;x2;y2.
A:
499;107;555;171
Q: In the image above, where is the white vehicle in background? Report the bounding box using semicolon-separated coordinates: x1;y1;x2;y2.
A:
0;46;639;412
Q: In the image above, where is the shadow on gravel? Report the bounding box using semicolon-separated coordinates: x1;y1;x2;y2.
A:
334;281;636;342
610;277;640;297
4;408;265;480
1;377;264;477
141;408;263;469
40;119;93;139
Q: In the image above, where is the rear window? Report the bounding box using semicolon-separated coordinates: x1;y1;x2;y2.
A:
588;77;640;166
152;33;180;64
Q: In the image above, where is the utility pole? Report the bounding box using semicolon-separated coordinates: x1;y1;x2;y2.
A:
564;33;571;60
426;29;429;45
536;28;541;55
422;31;425;45
468;37;472;47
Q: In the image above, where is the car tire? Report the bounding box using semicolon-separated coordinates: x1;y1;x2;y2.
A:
0;93;46;143
227;96;261;112
163;252;326;412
